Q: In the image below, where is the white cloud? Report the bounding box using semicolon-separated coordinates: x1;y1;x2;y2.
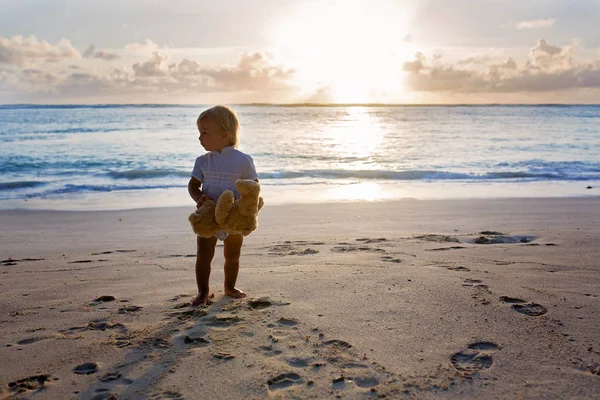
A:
516;18;556;30
124;39;161;53
83;44;120;61
199;52;296;91
456;54;496;66
0;35;80;67
2;49;297;101
403;39;600;93
132;52;169;77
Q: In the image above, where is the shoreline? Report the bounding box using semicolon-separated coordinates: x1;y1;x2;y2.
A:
1;197;599;398
1;179;598;212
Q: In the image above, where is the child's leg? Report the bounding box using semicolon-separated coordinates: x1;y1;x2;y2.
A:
223;233;246;298
191;236;218;307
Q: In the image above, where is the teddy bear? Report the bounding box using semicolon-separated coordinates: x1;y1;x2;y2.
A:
188;198;220;238
189;179;264;237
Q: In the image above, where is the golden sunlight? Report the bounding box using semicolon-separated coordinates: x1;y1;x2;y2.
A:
273;0;414;103
324;106;384;159
327;182;389;201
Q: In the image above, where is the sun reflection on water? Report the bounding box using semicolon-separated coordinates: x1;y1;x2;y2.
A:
324;107;384;160
319;107;388;201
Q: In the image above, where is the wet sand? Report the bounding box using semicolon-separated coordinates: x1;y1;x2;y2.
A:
1;197;599;399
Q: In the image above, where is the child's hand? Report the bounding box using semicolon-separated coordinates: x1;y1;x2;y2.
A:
196;194;211;208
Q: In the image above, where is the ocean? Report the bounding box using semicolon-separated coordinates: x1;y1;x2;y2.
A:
1;104;599;210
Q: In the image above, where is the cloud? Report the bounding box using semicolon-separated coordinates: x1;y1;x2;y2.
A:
83;44;120;61
199;52;296;91
0;35;80;67
2;50;297;101
132;52;169;77
456;54;496;66
403;39;600;93
402;52;426;73
124;39;160;53
516;18;556;30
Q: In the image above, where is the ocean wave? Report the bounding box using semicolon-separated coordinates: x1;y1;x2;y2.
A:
0;181;47;190
0;104;201;110
30;183;184;197
106;169;190;180
259;169;597;181
496;160;600;171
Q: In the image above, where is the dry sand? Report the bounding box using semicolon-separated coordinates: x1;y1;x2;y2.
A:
1;197;599;399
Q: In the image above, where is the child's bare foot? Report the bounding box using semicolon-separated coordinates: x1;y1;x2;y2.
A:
191;291;210;307
224;287;246;299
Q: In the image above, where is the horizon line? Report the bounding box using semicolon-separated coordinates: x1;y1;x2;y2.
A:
1;102;600;107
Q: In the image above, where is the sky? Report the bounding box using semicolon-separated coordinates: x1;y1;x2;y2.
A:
1;0;599;104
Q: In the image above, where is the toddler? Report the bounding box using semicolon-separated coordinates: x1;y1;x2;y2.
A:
188;105;258;307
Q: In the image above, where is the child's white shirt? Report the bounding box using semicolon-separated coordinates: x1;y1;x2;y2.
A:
191;146;258;201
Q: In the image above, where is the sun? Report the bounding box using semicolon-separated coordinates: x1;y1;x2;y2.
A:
272;0;414;103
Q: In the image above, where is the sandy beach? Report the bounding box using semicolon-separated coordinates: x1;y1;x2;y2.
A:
1;197;600;399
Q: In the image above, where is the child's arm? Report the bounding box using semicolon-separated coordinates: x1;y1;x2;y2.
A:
188;177;209;208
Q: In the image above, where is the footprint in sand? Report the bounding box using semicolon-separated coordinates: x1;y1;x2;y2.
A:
267;372;303;390
471;232;535;245
332;374;380;390
332;376;351;390
98;372;122;382
248;297;272;310
450;341;499;375
93;295;116;303
287;357;312;368
140;336;171;349
167;308;208;321
427;246;465;251
257;345;283;357
331;245;385;253
380;256;402;263
267;243;294;255
513;303;548;316
322;339;353;349
1;257;45;266
464;280;489;290
87;319;126;332
6;374;56;395
112;336;133;348
289;248;319;255
267;241;324;256
499;296;548;316
213;352;235;360
73;362;99;375
414;235;461;243
184;335;210;346
16;336;49;345
205;314;243;329
277;317;299;328
247;297;291;310
499;296;526;304
149;390;184;400
98;371;133;385
118;305;142;314
356;238;388;244
445;266;471;272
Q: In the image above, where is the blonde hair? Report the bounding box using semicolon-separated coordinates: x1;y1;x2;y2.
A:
197;105;240;148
